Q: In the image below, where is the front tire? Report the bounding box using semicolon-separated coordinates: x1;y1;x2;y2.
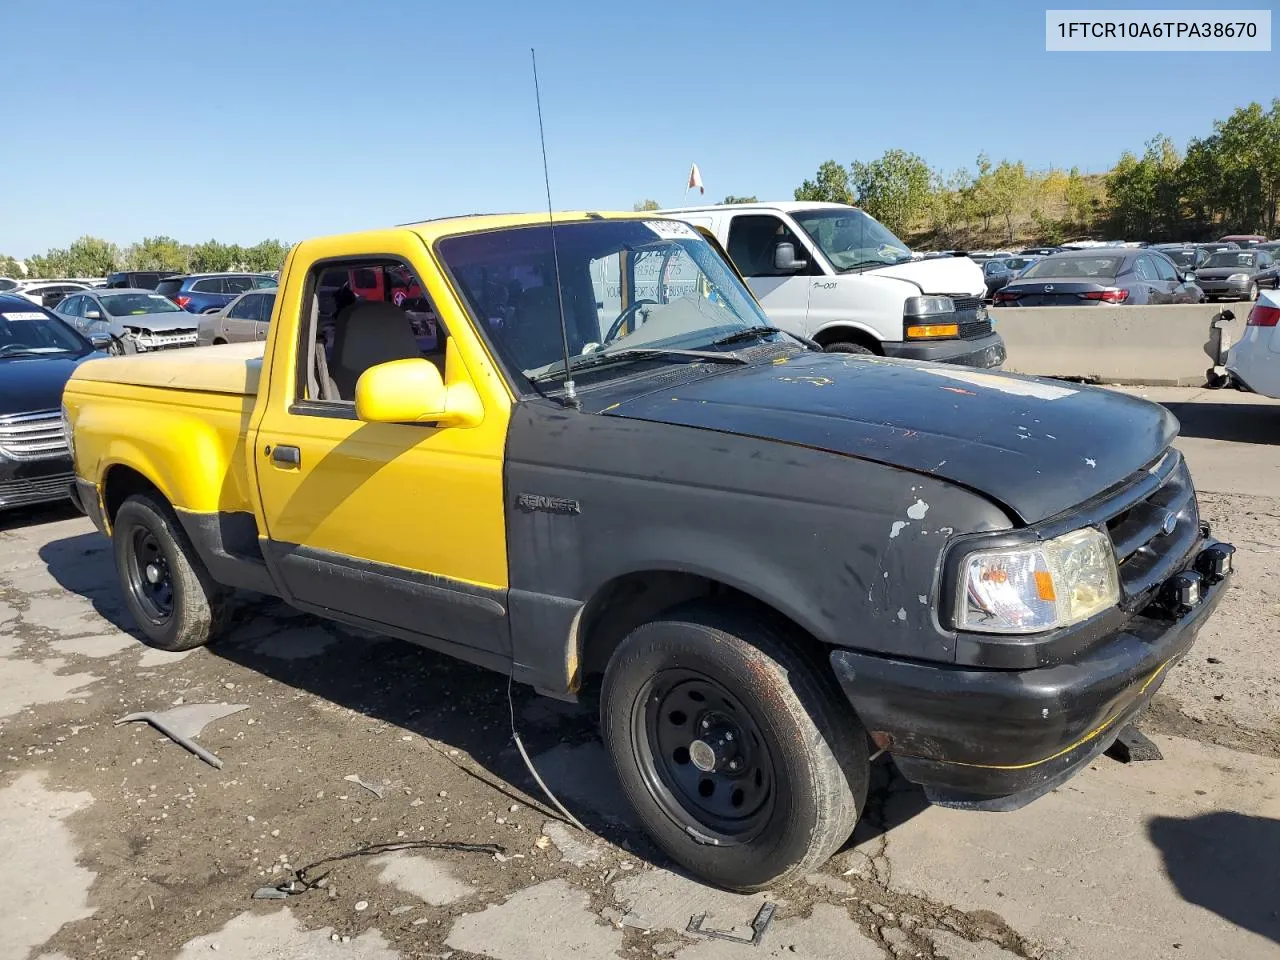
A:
113;493;230;651
823;341;874;356
600;603;868;891
1246;282;1259;302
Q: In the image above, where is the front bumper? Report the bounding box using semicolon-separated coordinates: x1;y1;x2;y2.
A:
0;458;75;510
883;331;1006;369
125;330;199;351
1199;280;1253;298
830;541;1232;809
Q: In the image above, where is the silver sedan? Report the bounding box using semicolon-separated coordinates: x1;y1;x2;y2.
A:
196;288;276;346
54;288;198;354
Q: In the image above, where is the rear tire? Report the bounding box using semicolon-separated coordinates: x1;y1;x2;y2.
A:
600;603;868;892
823;341;874;356
113;493;230;652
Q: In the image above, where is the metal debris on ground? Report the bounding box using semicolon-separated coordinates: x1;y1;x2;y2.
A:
1106;725;1164;763
687;902;777;947
253;838;505;899
114;703;249;769
343;774;388;799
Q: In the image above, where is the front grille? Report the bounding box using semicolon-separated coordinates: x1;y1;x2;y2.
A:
0;472;74;507
1104;450;1200;601
0;410;67;460
947;295;992;339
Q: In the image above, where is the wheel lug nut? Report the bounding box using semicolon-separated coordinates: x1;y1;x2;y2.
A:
701;720;710;730
728;760;739;771
724;731;734;742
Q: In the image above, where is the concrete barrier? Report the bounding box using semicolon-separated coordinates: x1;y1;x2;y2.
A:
994;304;1247;386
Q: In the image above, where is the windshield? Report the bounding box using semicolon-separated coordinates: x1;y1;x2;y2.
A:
790;207;912;272
1020;256;1122;280
437;219;782;384
1163;249;1197;268
0;305;89;356
102;292;183;316
1204;251;1257;269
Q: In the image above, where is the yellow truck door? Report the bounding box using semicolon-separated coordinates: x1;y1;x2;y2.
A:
250;230;514;664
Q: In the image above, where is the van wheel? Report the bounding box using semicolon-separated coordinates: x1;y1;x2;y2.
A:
824;341;874;355
600;603;868;892
113;493;230;651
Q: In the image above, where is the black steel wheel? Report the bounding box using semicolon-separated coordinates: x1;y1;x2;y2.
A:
125;526;174;625
112;492;230;651
635;669;776;845
601;602;868;891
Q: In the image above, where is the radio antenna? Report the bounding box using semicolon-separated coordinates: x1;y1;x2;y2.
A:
530;47;579;408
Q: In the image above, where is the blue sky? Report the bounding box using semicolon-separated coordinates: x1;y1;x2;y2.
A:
2;0;1274;256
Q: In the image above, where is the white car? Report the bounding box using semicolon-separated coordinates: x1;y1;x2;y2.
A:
1226;289;1280;398
14;280;91;309
657;201;1005;368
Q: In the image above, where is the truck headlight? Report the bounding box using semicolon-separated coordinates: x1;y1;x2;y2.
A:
956;527;1119;634
1227;273;1250;283
60;402;76;465
903;296;955;318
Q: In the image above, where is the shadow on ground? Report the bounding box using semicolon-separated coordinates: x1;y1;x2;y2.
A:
38;529;929;876
0;500;82;533
1159;400;1280;444
1148;811;1280;944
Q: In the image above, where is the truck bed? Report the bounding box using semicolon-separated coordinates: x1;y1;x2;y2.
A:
73;341;264;396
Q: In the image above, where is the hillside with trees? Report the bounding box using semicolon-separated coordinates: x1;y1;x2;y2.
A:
795;99;1280;249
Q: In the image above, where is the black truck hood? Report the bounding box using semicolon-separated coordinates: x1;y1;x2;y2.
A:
0;353;98;415
601;352;1177;524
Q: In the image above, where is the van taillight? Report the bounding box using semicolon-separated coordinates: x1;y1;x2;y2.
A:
175;295;191;309
1246;304;1280;327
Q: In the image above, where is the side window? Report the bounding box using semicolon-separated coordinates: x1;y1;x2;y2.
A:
224;276;254;294
725;215;815;278
1133;257;1154;282
193;278;221;293
257;293;276;324
1258;252;1273;269
1151;255;1178;281
60;296;83;317
227;295;255;319
254;275;277;289
297;259;446;406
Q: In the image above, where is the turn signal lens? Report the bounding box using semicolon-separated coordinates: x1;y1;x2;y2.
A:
905;323;959;339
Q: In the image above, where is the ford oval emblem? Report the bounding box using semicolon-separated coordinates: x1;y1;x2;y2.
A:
1159;511;1177;536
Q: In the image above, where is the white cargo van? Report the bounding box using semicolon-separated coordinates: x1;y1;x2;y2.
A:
659;201;1005;368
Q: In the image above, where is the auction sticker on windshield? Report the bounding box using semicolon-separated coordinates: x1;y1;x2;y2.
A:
1;312;50;321
644;220;699;241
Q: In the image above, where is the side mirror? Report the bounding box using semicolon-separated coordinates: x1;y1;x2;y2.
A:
89;333;112;350
354;357;482;427
773;242;808;272
1183;272;1196;283
85;308;101;320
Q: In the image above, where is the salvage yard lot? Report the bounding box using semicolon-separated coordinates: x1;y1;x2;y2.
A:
1;387;1277;960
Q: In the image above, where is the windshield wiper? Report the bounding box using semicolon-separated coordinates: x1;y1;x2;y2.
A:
0;345;57;358
528;347;747;383
706;325;783;347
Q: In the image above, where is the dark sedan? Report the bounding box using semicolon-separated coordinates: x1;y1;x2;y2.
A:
0;294;107;511
993;248;1203;307
981;258;1014;299
1151;244;1211;275
1194;249;1279;301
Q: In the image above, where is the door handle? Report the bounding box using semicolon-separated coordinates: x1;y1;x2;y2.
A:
269;444;301;467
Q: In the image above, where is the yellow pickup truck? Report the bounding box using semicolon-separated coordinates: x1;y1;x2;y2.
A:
62;211;1234;891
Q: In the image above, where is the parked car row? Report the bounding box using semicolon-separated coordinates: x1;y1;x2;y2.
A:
993;247;1205;307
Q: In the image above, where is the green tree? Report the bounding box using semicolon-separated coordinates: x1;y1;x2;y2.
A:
244;239;290;273
968;153;999;233
794;160;853;204
25;248;70;278
633;199;660;211
926;169;974;246
850;149;932;235
721;195;758;204
122;236;188;272
65;236;119;277
985;160;1031;243
1063;167;1094;229
188;239;243;273
0;255;24;278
